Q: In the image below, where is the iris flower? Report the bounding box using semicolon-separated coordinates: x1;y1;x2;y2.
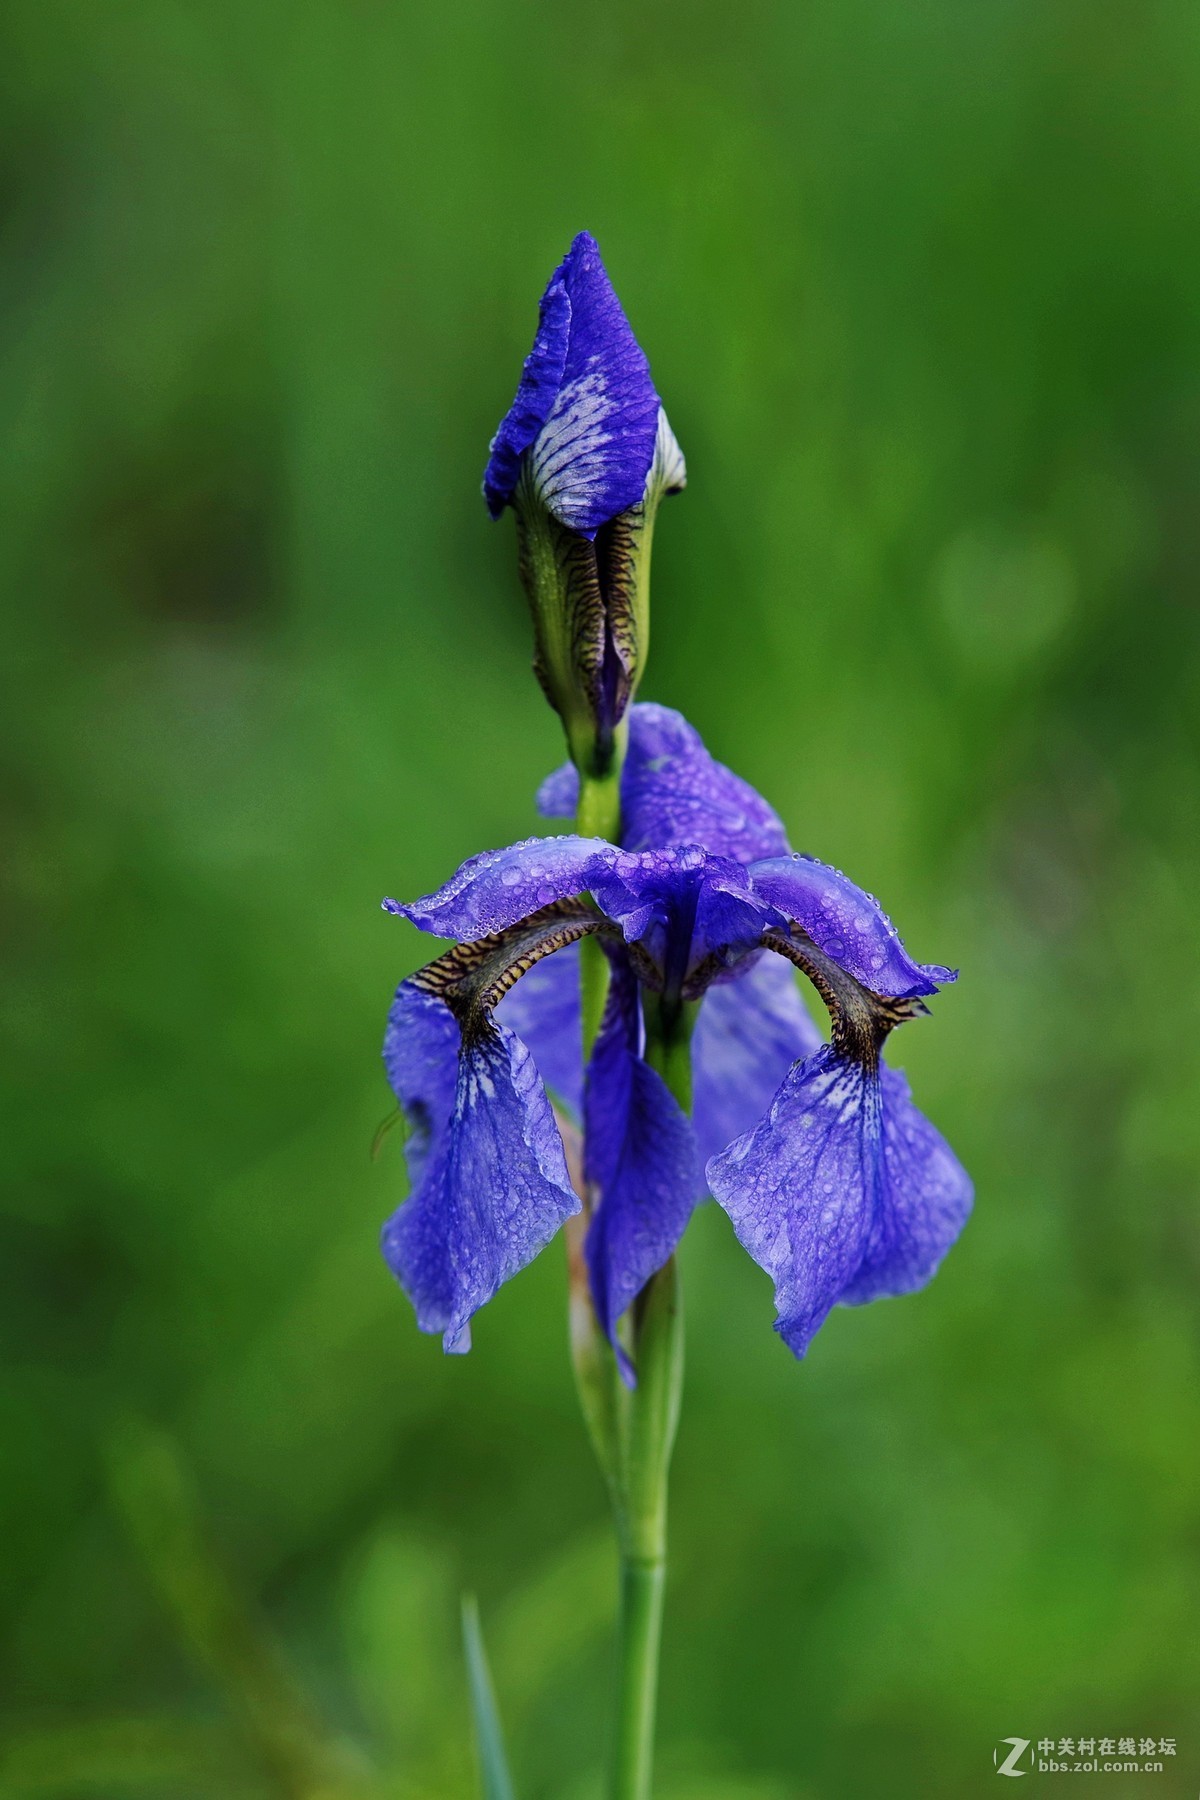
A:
381;704;971;1374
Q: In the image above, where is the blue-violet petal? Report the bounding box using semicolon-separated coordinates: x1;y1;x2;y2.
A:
691;953;822;1174
748;854;956;998
384;835;613;942
381;1021;580;1353
706;1044;970;1356
584;969;699;1382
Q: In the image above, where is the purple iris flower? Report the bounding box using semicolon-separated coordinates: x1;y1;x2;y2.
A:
381;705;971;1373
482;233;686;776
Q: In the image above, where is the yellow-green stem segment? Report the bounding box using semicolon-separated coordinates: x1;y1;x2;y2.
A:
576;764;623;1059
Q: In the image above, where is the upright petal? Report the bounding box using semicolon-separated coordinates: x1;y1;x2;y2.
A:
536;704;791;865
495;937;583;1117
748;854;956;998
536;760;580;820
620;704;790;862
690;953;822;1171
584;967;699;1382
706;1044;970;1356
384;835;615;942
381;1022;580;1353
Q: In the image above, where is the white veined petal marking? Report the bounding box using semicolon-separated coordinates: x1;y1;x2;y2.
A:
531;367;620;517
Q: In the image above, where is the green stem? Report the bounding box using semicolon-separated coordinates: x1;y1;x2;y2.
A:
609;1256;682;1800
607;1005;690;1800
575;759;624;842
612;1554;666;1799
641;992;697;1114
575;761;624;1059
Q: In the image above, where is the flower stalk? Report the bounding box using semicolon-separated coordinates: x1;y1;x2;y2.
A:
607;1252;683;1800
567;1187;683;1800
576;762;624;1058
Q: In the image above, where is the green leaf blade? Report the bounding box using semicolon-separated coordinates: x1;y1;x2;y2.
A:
461;1595;517;1800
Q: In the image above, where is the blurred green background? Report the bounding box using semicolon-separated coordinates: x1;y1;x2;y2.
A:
3;2;1199;1796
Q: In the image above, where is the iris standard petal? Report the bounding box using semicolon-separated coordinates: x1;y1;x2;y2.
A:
535;759;580;820
381;1021;580;1353
706;1044;970;1356
620;704;790;862
747;854;956;998
384;835;615;942
536;703;791;866
584;969;699;1383
495;937;583;1117
690;953;823;1171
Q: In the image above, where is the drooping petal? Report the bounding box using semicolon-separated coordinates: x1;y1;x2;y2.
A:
584;966;699;1382
706;1046;877;1355
536;703;790;865
839;1064;973;1305
382;979;462;1183
381;1021;580;1353
706;1044;970;1356
748;853;956;998
690;953;823;1172
495;937;583;1117
384;835;615;942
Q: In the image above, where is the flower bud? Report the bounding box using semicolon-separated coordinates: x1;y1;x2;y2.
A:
484;233;685;781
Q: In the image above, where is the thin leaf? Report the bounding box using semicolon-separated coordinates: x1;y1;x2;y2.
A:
461;1595;517;1800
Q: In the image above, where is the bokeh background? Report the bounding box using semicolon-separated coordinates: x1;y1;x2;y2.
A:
3;2;1199;1796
